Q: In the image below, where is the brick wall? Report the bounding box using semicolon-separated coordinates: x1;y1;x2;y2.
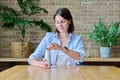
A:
0;0;120;57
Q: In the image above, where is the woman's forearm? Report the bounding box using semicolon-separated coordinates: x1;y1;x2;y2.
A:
60;47;80;60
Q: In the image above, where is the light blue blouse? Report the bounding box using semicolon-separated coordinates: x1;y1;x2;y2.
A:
28;32;86;66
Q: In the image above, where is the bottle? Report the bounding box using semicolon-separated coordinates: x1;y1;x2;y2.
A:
44;48;51;68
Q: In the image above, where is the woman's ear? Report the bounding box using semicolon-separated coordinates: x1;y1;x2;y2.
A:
69;19;71;24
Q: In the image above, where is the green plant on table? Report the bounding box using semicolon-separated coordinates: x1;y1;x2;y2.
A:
0;0;52;41
88;18;120;47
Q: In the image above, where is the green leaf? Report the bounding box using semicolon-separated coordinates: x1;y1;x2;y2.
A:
0;0;51;40
88;18;120;47
17;0;48;16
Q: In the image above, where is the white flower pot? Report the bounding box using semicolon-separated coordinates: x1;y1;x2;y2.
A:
100;47;111;58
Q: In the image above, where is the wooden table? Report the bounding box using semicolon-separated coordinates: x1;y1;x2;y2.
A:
0;57;120;62
0;65;120;80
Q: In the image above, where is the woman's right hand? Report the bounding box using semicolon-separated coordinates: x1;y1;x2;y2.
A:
30;58;48;69
39;58;48;69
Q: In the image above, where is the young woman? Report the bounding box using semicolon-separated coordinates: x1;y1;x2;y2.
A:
28;8;86;69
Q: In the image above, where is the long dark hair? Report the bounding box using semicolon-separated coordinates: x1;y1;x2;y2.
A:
54;8;74;33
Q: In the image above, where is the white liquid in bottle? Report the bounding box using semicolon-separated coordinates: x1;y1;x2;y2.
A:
44;48;51;68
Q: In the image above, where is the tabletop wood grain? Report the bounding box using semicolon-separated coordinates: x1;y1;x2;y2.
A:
0;65;120;80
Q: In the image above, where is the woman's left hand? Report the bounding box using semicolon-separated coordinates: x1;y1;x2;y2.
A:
47;43;61;50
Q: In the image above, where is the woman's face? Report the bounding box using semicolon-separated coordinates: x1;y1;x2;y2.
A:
55;15;71;33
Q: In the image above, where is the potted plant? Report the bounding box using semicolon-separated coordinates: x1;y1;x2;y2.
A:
0;0;52;57
88;18;120;58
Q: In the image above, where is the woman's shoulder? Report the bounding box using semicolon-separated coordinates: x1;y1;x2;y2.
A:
71;33;83;44
41;32;56;42
45;32;56;38
71;33;82;39
46;32;55;36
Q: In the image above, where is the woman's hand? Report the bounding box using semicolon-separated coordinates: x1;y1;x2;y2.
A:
30;58;48;69
39;58;48;69
47;43;61;50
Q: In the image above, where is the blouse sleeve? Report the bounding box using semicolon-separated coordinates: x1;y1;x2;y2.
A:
75;34;86;63
28;32;53;64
